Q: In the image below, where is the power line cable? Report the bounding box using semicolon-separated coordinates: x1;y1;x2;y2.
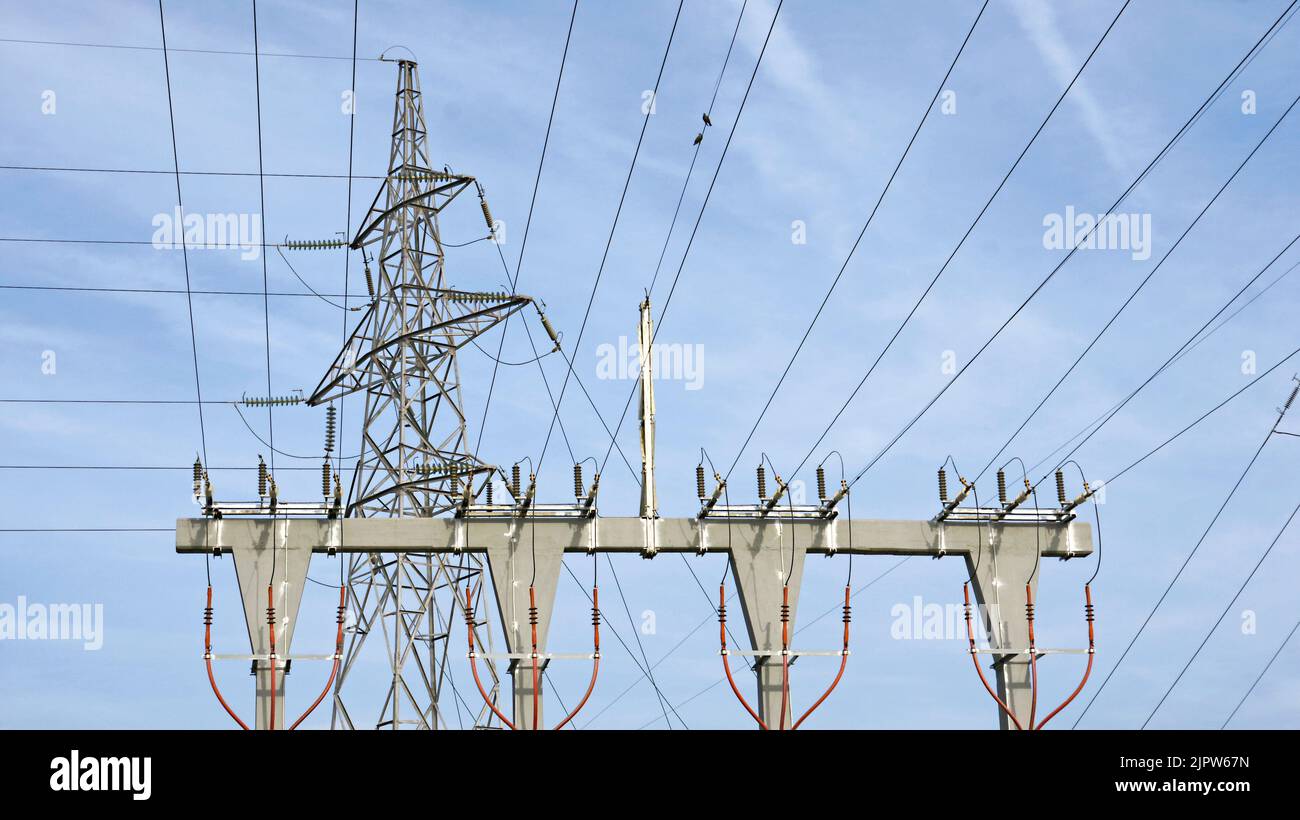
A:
524;0;752;497
839;0;1298;493
563;0;752;490
0;237;284;246
722;0;993;482
275;246;360;310
1221;614;1300;727
0;283;368;298
1099;350;1300;488
157;0;212;583
50;363;1300;483
467;0;767;704
18;252;1284;452
335;0;360;596
594;550;908;728
1071;376;1300;726
558;561;689;729
0;36;384;61
597;0;785;478
426;4;667;723
251;0;277;496
231;403;359;460
533;0;686;478
1028;255;1300;476
735;0;1134;487
605;552;675;729
974;92;1300;483
1036;232;1300;487
0;164;387;179
491;245;577;465
577;7;792;716
1143;484;1300;729
0;398;238;404
0;464;342;471
646;0;748;297
474;0;578;460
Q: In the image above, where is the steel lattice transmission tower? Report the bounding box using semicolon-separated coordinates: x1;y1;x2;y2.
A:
308;59;537;729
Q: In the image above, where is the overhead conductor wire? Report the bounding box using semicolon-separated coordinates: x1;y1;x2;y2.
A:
532;0;686;481
975;90;1300;484
1072;377;1300;727
1141;383;1300;728
721;0;992;484
159;0;246;730
824;1;1298;495
596;0;786;487
250;0;283;730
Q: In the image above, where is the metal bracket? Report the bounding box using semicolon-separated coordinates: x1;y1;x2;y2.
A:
453;516;467;555
641;516;659;559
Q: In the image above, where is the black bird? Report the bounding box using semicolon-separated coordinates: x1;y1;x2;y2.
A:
702;112;712;127
693;132;703;145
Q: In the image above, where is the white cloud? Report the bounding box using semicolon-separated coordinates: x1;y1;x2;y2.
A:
1009;0;1132;178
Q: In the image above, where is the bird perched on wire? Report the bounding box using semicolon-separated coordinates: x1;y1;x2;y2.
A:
693;111;713;145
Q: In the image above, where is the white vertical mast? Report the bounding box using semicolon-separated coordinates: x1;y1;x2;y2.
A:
638;296;658;519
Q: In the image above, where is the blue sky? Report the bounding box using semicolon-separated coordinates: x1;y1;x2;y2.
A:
1;0;1299;729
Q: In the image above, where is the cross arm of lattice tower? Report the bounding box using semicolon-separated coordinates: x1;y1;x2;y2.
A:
306;289;538;406
299;57;561;728
350;171;478;249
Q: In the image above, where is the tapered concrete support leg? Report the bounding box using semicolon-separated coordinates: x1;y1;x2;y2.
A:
728;526;807;729
964;530;1039;731
252;668;285;731
484;526;565;730
227;518;312;730
754;663;793;728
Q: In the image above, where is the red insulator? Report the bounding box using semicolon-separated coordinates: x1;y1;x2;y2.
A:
553;587;601;730
267;585;277;731
779;585;791;730
529;585;540;731
1035;584;1097;730
204;586;250;730
719;583;767;730
290;586;347;730
463;583;515;730
792;585;852;730
963;583;1024;730
1026;585;1038;730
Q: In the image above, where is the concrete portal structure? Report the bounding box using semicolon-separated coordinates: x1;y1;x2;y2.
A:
227;521;312;730
965;533;1040;731
179;511;1090;729
726;523;808;728
482;526;567;729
